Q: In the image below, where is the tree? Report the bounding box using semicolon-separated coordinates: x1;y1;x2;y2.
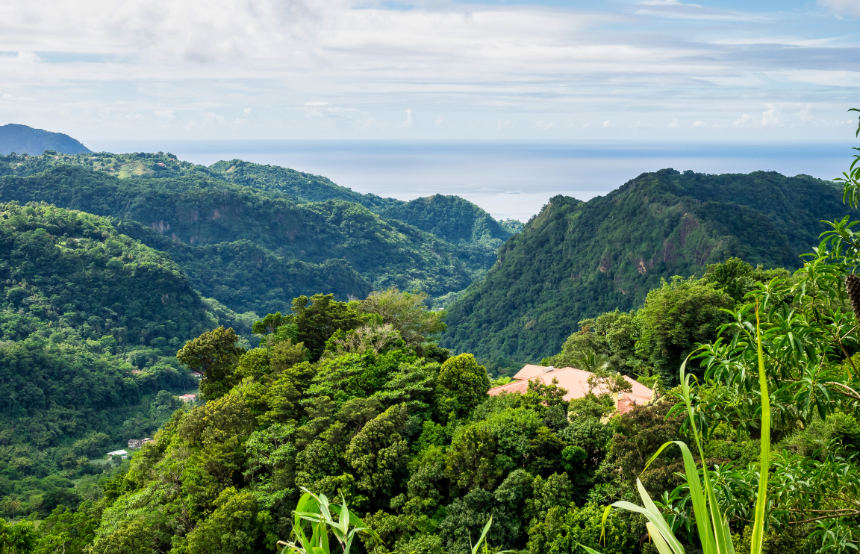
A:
435;353;490;422
185;487;263;554
292;294;366;361
635;277;733;383
0;518;37;554
359;288;445;347
345;403;410;500
177;326;245;400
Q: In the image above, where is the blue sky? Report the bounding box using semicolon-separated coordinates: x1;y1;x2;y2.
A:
1;0;859;142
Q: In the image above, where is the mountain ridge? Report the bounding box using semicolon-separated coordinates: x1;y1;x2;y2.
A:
0;124;90;155
441;168;856;367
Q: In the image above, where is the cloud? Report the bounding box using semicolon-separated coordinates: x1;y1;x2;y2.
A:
16;50;39;63
761;104;781;127
818;0;860;17
0;0;854;141
732;113;753;127
635;0;762;21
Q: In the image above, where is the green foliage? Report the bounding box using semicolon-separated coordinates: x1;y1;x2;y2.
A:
635;277;734;382
358;288;445;348
435;353;491;422
380;194;513;249
292;294;368;362
279;488;373;554
0;152;510;316
0;517;37;553
0;202;231;520
185;487;264;553
177;326;245;400
526;502;635;554
443;170;859;365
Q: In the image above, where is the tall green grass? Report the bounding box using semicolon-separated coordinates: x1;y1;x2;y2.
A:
279;488;509;553
278;488;372;554
584;302;771;554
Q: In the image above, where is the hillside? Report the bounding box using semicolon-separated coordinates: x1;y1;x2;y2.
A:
0;124;90;155
442;169;858;367
208;159;399;212
0;201;249;518
381;193;512;249
0;153;514;315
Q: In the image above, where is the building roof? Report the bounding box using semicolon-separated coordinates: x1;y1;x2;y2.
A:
513;364;555;380
489;365;654;414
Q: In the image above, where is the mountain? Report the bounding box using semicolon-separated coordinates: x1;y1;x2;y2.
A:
0;124;90;155
0;201;249;518
208;159;399;212
380;194;512;249
0;152;515;316
441;169;859;367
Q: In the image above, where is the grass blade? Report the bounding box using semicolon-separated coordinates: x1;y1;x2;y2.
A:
750;302;771;554
647;521;676;554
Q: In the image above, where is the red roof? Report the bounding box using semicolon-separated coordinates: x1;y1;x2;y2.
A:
489;365;653;414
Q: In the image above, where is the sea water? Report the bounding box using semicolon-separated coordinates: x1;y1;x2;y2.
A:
89;140;853;221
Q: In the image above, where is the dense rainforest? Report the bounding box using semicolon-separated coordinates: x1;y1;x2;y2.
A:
0;201;254;521
0;151;513;314
1;130;860;552
442;169;860;370
5;253;859;552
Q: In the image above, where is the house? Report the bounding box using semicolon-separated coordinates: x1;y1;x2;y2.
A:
487;364;654;414
128;437;154;449
106;449;128;459
178;393;197;402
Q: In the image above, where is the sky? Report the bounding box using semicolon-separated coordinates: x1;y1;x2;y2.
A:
1;0;859;142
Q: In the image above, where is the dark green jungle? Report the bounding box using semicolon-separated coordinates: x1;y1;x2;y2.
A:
1;121;860;553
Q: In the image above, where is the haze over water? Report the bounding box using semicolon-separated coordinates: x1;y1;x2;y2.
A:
92;140;853;221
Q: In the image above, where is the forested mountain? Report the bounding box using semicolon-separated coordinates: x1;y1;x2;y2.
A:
14;260;858;553
0;202;249;519
0;124;90;155
380;194;512;249
3;143;860;552
0;152;515;315
442;169;859;367
208;159;400;212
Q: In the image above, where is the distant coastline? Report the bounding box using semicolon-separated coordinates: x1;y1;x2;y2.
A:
87;140;852;220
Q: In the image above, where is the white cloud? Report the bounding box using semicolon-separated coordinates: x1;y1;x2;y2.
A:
732;113;753;127
635;0;762;21
691;120;706;128
761;104;781;127
0;0;853;141
16;50;40;63
202;111;225;125
818;0;860;17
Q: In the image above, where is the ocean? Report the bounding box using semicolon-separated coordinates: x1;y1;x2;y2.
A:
89;140;855;221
